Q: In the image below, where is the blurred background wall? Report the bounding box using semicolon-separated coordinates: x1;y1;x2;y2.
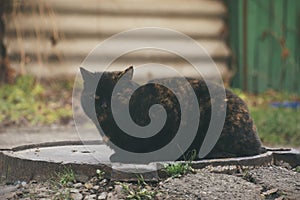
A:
3;0;231;82
226;0;300;94
2;0;300;94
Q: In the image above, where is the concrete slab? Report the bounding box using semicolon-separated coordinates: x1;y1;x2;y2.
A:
8;143;114;164
1;127;300;183
1;137;300;184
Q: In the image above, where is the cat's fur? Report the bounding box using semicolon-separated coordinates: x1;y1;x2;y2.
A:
80;67;266;162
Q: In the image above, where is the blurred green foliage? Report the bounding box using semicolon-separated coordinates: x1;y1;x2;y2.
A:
0;76;72;126
232;88;300;147
251;107;300;146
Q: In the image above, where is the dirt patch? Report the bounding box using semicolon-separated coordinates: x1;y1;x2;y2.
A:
160;171;262;199
242;166;300;199
1;165;299;199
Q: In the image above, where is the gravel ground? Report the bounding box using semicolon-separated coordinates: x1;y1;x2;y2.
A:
159;171;262;199
245;166;300;199
1;165;299;200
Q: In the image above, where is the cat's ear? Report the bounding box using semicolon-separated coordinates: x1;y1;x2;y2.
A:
80;67;94;81
119;66;134;80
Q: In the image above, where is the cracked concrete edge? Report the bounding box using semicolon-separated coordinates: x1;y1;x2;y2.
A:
191;151;274;169
0;151;112;184
1;149;299;184
0;150;160;183
272;149;300;168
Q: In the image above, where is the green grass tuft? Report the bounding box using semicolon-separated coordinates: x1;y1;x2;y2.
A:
56;167;75;187
164;149;196;178
164;162;193;178
116;176;158;200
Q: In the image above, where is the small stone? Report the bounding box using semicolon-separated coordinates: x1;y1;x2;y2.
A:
106;192;115;200
15;180;21;185
76;174;90;183
36;193;49;198
90;177;98;183
145;185;152;191
100;179;107;186
108;186;113;190
55;191;61;196
15;191;24;196
29;180;38;184
70;188;80;193
71;192;83;200
85;183;93;189
84;194;97;200
21;181;27;187
114;185;123;194
5;192;16;200
274;196;285;200
98;192;107;200
21;189;30;194
74;183;83;188
93;185;100;190
81;189;90;195
156;192;165;200
67;182;74;187
262;188;278;196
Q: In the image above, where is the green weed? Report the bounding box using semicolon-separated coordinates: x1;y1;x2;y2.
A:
164;162;193;178
164;149;196;178
96;169;105;179
116;179;157;200
56;167;75;187
136;174;146;187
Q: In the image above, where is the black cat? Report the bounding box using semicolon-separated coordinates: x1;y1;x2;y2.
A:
80;66;266;163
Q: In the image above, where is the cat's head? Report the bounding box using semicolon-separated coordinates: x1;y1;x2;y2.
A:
80;66;134;123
